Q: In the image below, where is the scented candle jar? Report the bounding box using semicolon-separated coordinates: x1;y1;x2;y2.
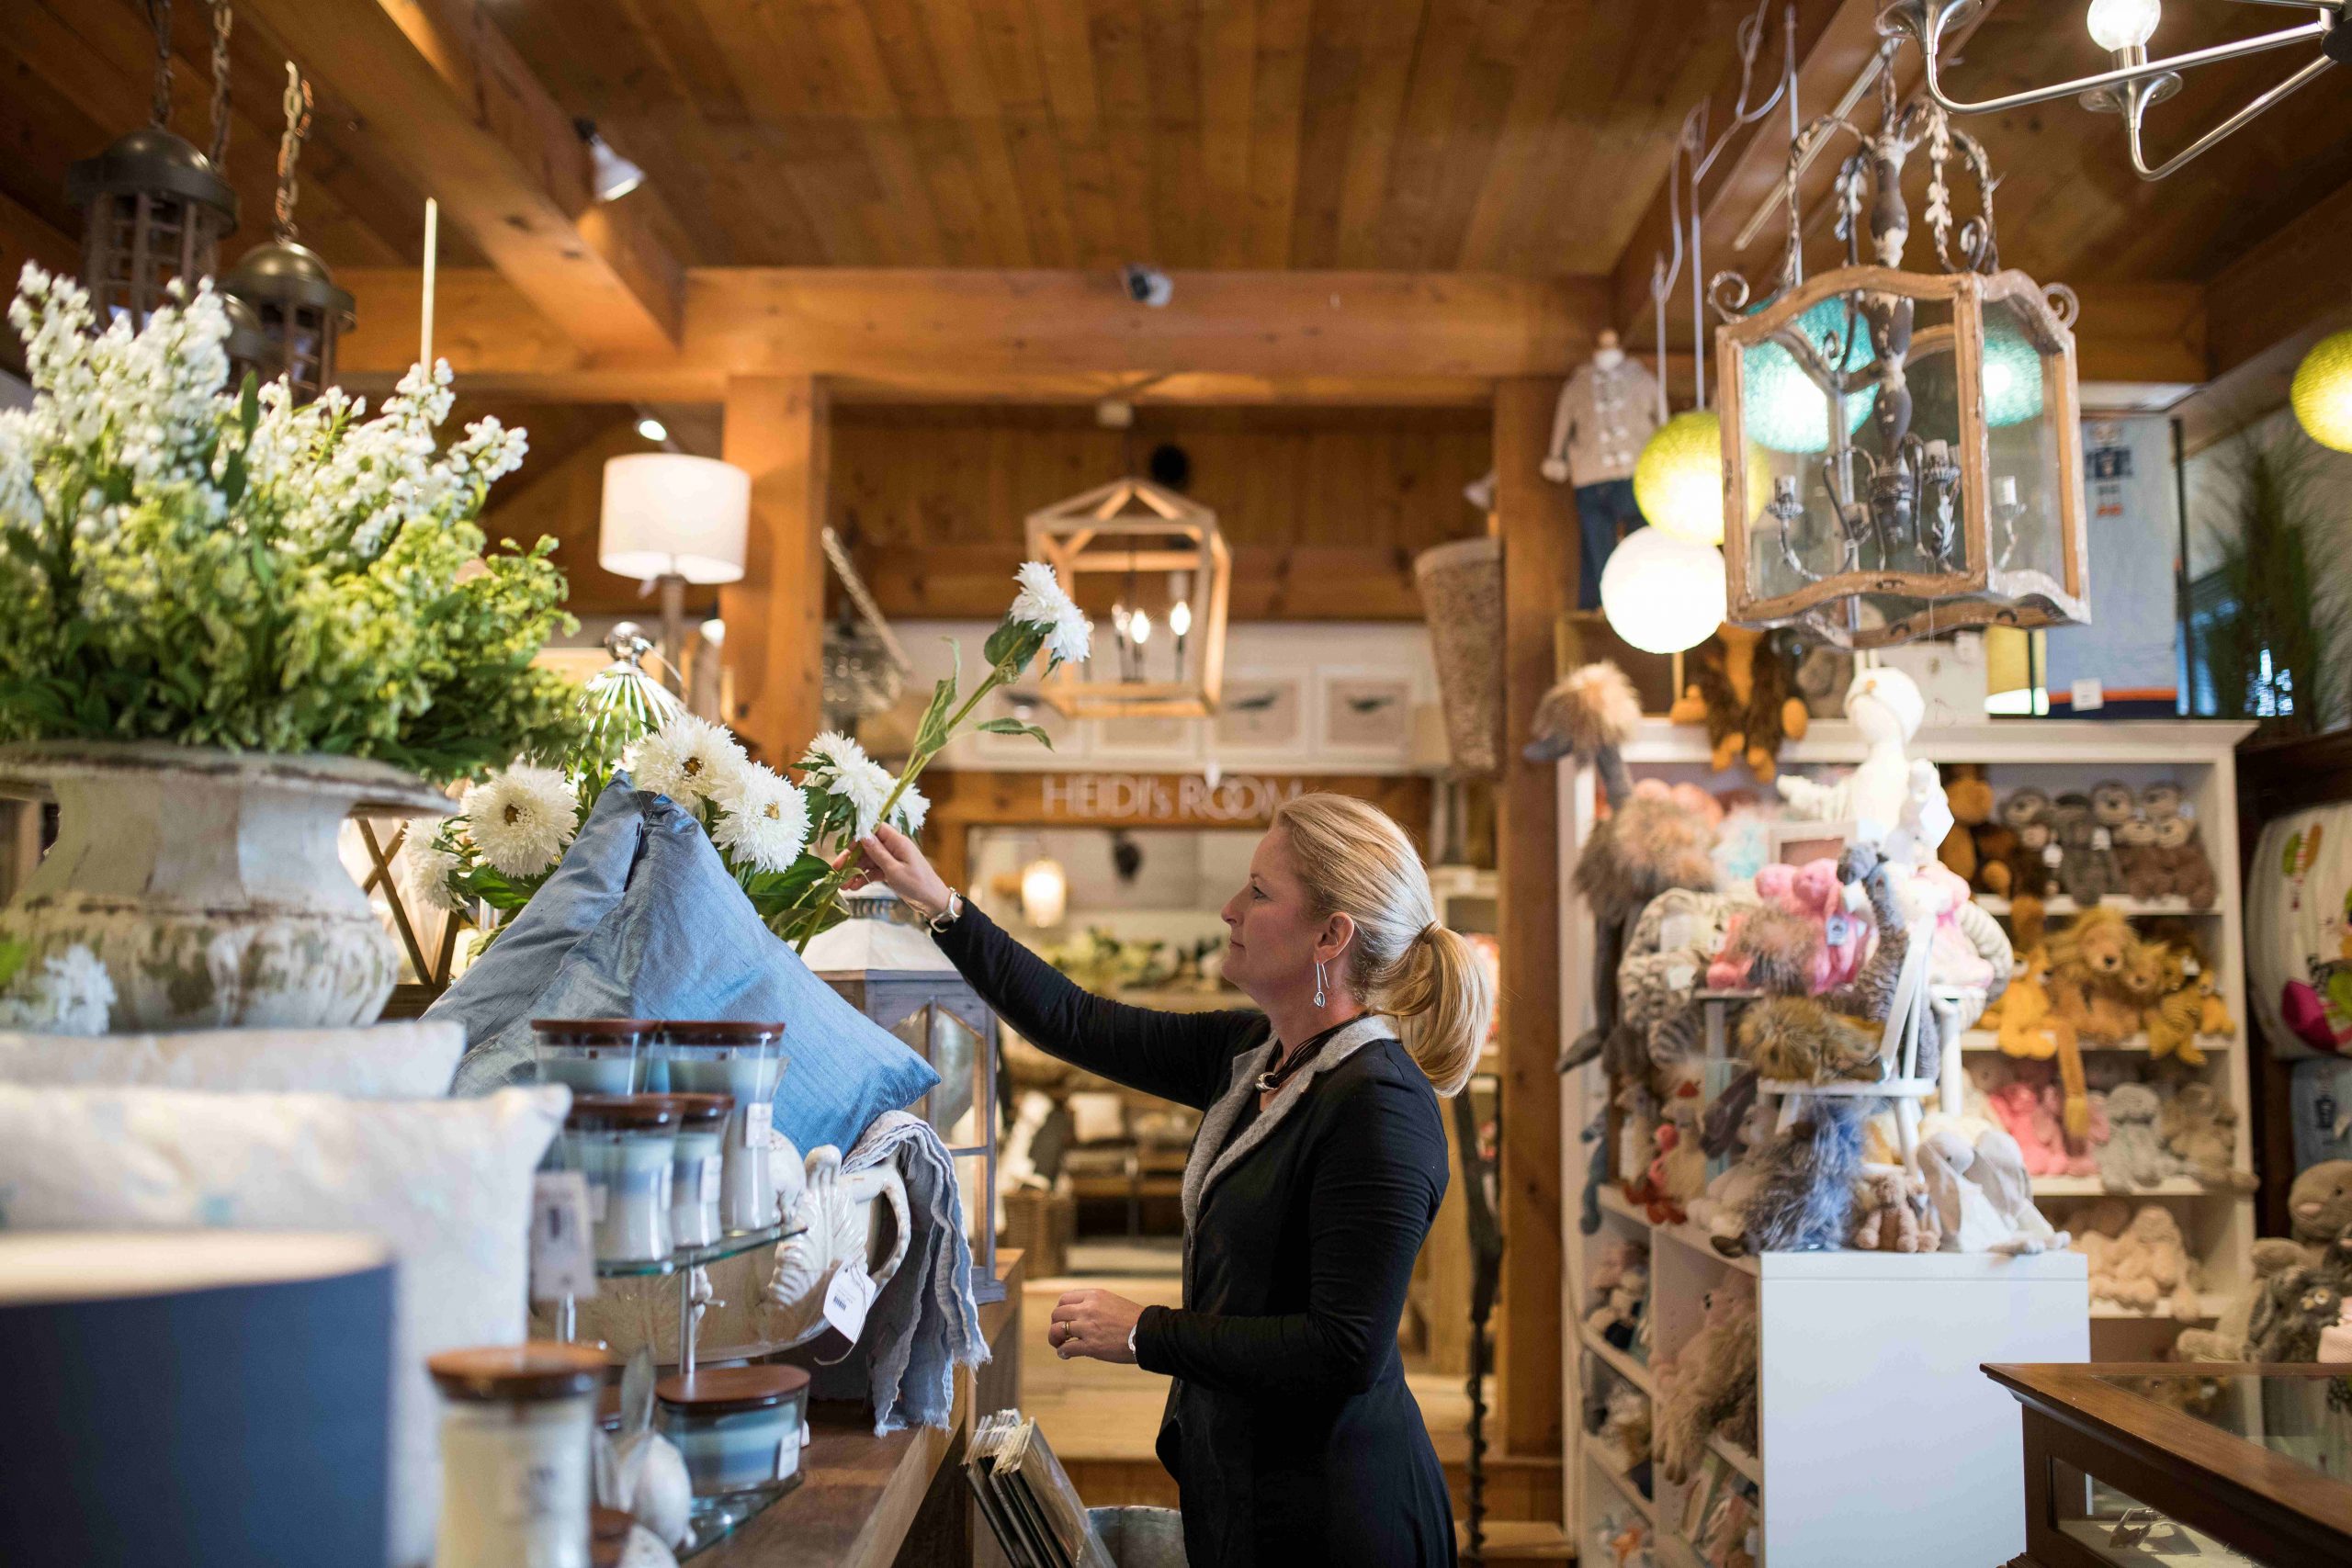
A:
532;1018;653;1095
566;1095;684;1264
428;1341;608;1568
653;1364;811;1502
656;1022;787;1235
667;1093;733;1248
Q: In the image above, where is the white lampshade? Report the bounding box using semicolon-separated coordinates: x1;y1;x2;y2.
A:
599;453;751;583
1600;526;1726;655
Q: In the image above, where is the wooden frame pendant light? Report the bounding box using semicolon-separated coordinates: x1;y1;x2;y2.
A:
1023;477;1232;719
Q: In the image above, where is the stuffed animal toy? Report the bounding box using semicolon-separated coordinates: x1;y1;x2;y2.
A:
2150;806;2219;910
1850;1168;1938;1252
2116;1203;2204;1322
1666;625;1809;781
1585;1238;1650;1351
1701;1487;1760;1568
2094;1081;2179;1190
1777;668;1950;860
1692;1156;1765;1258
2142;943;2208;1067
1820;843;1948;1079
1570;786;1719;1071
1736;996;1883;1084
2157;1083;2254;1191
2088;779;2138;866
1703;906;1823;996
1990;787;2056;906
1987;1079;2070;1177
2117;808;2165;901
2047;907;2149;1043
1739;1098;1866;1252
2252;1276;2346;1363
1918;1124;2064;1254
1745;860;1860;994
1620;887;1746;1067
2047;1079;2101;1177
1654;1277;1759;1483
1525;660;1645;781
2067;1197;2133;1305
2251;1160;2352;1276
1939;763;2011;890
1994;942;2061;1060
2050;791;2121;907
1594;1379;1653;1472
1645;1085;1708;1223
1792;639;1854;718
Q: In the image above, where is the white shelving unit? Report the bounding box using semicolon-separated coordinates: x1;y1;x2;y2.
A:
1557;717;2255;1561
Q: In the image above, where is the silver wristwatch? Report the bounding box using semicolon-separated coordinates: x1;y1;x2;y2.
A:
923;890;965;933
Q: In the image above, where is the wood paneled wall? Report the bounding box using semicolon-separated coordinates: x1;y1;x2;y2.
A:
831;403;1493;621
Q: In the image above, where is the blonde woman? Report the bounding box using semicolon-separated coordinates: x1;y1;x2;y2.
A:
852;793;1492;1568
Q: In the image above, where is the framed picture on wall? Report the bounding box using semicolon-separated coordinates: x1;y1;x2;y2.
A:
1317;671;1415;760
1089;712;1201;762
1211;674;1305;755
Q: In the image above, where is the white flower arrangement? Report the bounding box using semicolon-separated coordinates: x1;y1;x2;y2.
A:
0;266;579;780
411;558;1080;946
0;942;115;1035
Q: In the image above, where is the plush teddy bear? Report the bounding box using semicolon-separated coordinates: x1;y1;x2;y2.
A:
2157;1082;2254;1191
2113;1202;2204;1322
1939;763;2013;891
2142;942;2208;1067
1987;1079;2070;1177
1666;624;1809;781
1993;787;2057;904
2049;791;2120;907
2048;908;2155;1044
2116;808;2165;902
1654;1277;1760;1484
2184;1168;2352;1361
2067;1198;2143;1311
1849;1168;1939;1252
2252;1276;2346;1363
2095;1081;2180;1190
2151;807;2219;911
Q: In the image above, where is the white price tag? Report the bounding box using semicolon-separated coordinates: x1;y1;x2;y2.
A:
1658;914;1695;954
1664;963;1696;994
822;1261;878;1346
745;1101;773;1147
2071;677;2105;712
529;1170;598;1303
698;1155;723;1204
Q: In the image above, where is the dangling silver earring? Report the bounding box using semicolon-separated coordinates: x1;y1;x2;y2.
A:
1313;959;1328;1008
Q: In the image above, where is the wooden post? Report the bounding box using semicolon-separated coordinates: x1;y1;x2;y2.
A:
1493;378;1569;1458
718;376;831;766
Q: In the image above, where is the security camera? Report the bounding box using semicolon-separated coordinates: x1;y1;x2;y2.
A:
1121;265;1173;308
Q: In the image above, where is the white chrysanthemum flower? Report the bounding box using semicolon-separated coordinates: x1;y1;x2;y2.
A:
711;765;812;874
0;945;116;1036
630;714;748;806
460;765;580;876
403;841;467;913
831;753;897;839
892;781;930;835
800;728;868;782
1010;559;1091;667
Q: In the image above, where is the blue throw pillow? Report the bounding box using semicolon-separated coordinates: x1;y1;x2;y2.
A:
450;787;939;1156
434;776;648;1092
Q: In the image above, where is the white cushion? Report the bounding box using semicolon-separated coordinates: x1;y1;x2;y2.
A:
0;1019;464;1098
0;1083;565;1568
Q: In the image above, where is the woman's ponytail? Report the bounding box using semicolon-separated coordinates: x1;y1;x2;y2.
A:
1271;795;1496;1098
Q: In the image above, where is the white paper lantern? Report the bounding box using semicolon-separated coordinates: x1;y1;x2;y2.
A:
598;454;751;583
1600;526;1726;655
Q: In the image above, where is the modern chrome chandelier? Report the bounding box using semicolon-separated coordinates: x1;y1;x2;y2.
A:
1884;0;2348;180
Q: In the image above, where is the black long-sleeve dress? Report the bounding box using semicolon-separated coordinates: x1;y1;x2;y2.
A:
933;903;1457;1567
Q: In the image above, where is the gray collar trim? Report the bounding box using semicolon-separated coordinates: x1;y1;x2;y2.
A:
1181;1014;1396;1230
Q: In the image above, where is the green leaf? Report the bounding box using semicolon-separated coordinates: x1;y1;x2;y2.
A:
239;373;260;437
0;938;28;992
913;671;958;755
977;717;1053;749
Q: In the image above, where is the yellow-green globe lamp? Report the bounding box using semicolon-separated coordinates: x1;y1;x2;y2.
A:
1633;410;1770;546
2291;328;2352;454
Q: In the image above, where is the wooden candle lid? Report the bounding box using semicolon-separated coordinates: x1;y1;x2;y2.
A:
663;1092;735;1127
656;1020;786;1047
531;1018;659;1044
428;1341;608;1403
590;1506;635;1568
655;1364;810;1416
566;1093;686;1132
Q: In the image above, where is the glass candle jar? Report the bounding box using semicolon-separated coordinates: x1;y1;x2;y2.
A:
428;1341;609;1568
533;1018;654;1095
565;1095;684;1264
654;1364;811;1503
656;1022;787;1235
666;1093;733;1249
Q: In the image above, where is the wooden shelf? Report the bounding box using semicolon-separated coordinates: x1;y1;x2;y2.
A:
1595;1184;1648;1227
1581;1431;1657;1524
1709;1433;1763;1485
1653;1219;1760;1278
1962;1029;2234;1054
1975;895;2221;919
1578;1324;1655;1396
2088;1292;2231;1322
2031;1176;2236;1198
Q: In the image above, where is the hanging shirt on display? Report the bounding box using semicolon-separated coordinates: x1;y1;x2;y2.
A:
2042;415;2179;715
1546;355;1663;611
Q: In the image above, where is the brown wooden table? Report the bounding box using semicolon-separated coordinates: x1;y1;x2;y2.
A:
1985;1361;2352;1567
698;1251;1025;1568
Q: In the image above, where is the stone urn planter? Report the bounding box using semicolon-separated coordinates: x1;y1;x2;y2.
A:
0;742;450;1032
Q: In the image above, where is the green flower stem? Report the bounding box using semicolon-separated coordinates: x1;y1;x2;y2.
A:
785;664;1016;953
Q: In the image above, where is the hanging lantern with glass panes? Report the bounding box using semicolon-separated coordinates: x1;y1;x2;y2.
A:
1023;477;1230;719
805;886;1002;1303
222;65;353;402
1707;39;2087;650
66;1;240;330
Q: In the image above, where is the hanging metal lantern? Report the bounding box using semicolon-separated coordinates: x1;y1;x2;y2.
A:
1708;39;2087;650
1023;477;1231;719
222;65;352;401
220;291;279;385
804;886;1002;1304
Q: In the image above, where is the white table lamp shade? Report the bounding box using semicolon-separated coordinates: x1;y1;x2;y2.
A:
599;454;752;584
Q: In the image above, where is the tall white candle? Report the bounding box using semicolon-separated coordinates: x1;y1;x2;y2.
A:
420;197;439;370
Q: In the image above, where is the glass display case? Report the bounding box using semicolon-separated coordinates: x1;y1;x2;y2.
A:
1986;1362;2352;1565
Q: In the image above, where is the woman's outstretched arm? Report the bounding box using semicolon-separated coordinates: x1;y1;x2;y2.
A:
854;827;1264;1111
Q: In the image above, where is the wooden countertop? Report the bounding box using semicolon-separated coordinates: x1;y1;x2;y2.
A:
697;1251;1026;1568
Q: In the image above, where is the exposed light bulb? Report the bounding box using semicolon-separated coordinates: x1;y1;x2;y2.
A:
1168;599;1193;638
1129;608;1153;646
1020;857;1068;929
636;416;668;443
2086;0;2160;53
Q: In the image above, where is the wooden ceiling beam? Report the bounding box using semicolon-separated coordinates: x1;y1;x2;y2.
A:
237;0;685;355
334;266;1610;400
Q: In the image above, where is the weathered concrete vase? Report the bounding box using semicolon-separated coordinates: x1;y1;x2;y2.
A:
0;743;449;1031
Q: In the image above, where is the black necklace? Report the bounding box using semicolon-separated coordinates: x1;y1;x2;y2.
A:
1254;1018;1362;1094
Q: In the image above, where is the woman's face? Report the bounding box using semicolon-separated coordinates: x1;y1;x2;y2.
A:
1219;826;1342;1002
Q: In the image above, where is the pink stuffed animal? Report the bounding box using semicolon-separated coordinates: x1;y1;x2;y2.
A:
1989;1081;2069;1176
1793;858;1869;989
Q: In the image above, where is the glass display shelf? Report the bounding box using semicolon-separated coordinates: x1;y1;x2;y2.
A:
594;1219;806;1280
1987;1363;2352;1567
